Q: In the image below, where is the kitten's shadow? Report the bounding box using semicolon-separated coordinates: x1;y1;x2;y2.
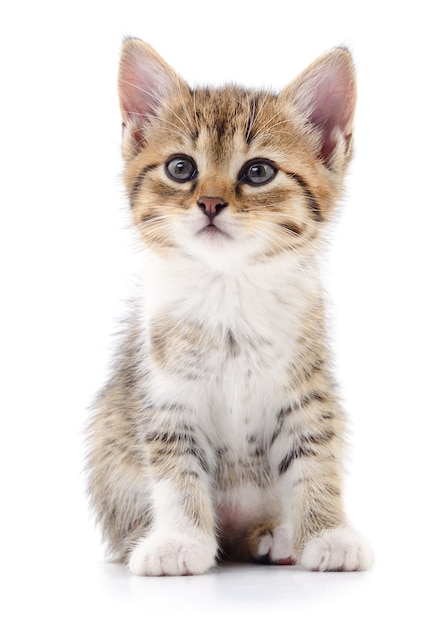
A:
98;559;371;615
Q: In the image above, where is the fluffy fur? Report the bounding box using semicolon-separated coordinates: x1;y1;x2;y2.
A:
86;38;372;575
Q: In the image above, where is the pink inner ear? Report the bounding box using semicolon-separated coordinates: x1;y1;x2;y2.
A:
304;55;356;163
119;58;160;119
119;41;178;125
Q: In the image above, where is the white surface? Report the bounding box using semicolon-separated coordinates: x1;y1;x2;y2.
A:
1;1;447;624
5;542;446;624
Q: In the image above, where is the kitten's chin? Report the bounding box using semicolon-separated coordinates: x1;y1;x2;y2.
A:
177;230;248;272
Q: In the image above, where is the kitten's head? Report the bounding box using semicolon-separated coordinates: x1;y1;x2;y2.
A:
118;38;356;268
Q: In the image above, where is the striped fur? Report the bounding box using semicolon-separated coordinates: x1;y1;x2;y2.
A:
85;38;372;575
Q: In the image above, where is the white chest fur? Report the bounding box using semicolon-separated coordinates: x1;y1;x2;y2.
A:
141;252;319;440
142;251;318;332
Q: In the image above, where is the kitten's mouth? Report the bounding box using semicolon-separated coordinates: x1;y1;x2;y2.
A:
198;224;231;239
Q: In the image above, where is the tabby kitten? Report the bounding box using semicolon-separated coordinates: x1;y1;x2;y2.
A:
86;37;373;575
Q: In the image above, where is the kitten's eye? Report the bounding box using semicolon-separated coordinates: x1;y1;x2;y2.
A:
240;159;277;186
165;155;197;182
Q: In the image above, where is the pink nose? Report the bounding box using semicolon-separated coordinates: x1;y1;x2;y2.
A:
198;196;228;220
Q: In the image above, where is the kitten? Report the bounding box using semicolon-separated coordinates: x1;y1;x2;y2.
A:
86;37;373;575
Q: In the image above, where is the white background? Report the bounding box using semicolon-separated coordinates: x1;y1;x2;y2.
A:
1;1;447;624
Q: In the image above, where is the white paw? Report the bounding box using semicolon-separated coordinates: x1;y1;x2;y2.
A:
128;531;217;576
301;527;373;572
257;524;297;565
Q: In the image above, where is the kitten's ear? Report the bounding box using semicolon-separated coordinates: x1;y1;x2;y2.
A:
281;48;356;168
118;38;188;155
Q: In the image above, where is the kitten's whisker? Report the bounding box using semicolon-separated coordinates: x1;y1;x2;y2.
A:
245;91;272;142
251;220;314;259
243;92;255;143
158;104;194;139
248;100;294;143
193;90;199;127
123;113;193;146
151;113;194;143
140;215;172;224
250;118;301;145
175;78;196;134
242;91;263;143
243;199;293;213
250;108;283;139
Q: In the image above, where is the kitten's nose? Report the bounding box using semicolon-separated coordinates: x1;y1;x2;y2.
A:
198;196;228;220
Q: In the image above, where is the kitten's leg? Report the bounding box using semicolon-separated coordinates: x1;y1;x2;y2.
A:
128;422;218;576
270;399;372;571
295;452;373;572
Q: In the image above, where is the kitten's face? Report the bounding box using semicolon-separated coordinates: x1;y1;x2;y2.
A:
119;40;356;267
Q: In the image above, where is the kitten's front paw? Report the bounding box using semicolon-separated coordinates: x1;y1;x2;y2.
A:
129;531;217;576
245;522;296;565
301;526;373;572
257;524;297;565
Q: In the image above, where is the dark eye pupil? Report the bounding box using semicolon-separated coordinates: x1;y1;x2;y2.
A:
175;162;187;175
250;165;266;179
